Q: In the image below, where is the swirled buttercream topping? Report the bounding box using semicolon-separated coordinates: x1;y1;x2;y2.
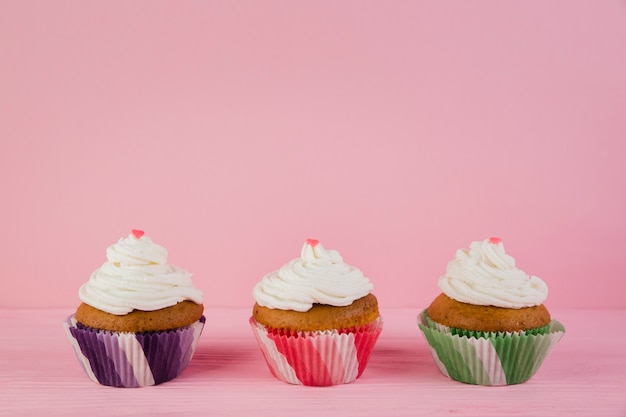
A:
79;230;203;315
253;239;373;312
437;237;548;308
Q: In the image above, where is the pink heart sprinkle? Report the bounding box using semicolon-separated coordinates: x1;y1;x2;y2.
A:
306;238;319;247
488;237;502;244
132;229;145;239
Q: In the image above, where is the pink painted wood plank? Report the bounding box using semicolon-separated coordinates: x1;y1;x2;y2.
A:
1;308;624;417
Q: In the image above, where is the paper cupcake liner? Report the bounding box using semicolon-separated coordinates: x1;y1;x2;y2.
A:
418;310;564;386
250;316;383;386
63;314;205;387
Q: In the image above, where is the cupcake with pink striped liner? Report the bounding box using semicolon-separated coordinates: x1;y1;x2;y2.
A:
251;239;383;386
418;237;565;386
64;230;205;387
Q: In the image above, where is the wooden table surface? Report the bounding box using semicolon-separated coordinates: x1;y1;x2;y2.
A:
1;308;624;417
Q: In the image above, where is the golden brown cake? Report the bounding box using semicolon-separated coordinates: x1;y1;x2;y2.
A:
76;300;204;333
253;293;379;332
427;293;550;333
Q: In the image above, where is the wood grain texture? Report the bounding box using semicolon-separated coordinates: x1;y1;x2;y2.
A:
0;308;624;417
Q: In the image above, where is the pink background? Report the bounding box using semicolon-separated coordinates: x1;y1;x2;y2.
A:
1;1;625;311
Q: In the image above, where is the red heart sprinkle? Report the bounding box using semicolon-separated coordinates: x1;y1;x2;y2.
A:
306;238;319;247
488;237;502;244
132;229;145;239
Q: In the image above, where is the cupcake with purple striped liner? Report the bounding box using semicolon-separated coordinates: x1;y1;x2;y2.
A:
251;239;382;386
64;230;205;387
418;237;565;386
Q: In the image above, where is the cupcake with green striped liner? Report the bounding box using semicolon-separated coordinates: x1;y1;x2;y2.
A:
418;237;565;386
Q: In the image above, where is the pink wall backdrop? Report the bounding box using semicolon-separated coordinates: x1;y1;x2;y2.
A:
1;1;625;310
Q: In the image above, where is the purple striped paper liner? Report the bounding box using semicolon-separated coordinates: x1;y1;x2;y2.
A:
63;314;205;387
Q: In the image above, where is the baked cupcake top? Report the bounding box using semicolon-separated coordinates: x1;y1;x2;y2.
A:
437;237;548;309
78;229;203;315
252;239;373;312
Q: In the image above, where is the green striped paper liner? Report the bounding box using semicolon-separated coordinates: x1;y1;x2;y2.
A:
418;310;565;386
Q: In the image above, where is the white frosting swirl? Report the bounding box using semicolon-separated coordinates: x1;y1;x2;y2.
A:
253;239;373;312
438;238;548;308
79;231;203;315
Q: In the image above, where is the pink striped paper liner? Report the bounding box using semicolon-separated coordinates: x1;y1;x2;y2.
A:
250;316;383;386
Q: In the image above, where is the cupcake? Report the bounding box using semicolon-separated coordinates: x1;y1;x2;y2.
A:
63;229;205;387
419;237;565;386
250;238;383;386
